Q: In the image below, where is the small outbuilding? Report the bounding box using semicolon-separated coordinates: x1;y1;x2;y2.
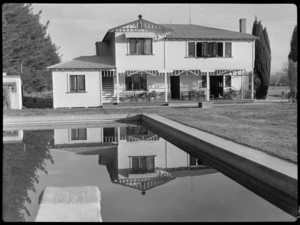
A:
3;72;23;109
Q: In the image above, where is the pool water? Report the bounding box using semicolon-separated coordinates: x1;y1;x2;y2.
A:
2;125;295;222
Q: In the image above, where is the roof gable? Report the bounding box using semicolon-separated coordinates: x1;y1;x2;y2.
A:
109;18;173;33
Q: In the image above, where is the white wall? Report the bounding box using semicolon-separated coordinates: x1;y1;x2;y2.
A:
118;139;189;169
115;32;165;70
165;41;254;70
114;34;254;71
52;71;101;108
54;128;103;145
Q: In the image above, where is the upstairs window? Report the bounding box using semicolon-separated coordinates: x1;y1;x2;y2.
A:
225;42;232;57
188;42;230;58
129;38;152;55
188;42;195;57
70;75;85;92
130;156;155;174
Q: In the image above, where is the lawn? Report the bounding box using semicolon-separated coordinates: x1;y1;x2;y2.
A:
3;102;297;163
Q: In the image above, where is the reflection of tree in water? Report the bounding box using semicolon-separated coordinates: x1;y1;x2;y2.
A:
3;130;54;222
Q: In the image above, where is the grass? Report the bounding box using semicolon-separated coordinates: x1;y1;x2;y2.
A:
4;100;297;163
268;85;290;99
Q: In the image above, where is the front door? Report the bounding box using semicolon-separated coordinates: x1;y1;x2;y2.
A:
170;76;180;99
210;76;223;98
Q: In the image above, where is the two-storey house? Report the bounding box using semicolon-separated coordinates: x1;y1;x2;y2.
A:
48;15;258;108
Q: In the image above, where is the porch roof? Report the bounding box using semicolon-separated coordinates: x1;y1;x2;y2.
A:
160;24;258;40
47;56;115;70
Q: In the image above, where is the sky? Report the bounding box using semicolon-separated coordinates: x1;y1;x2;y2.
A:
32;3;297;74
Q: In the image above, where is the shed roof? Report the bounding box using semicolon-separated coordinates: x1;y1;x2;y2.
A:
47;56;115;70
160;24;258;40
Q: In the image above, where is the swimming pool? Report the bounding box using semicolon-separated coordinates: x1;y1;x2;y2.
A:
2;124;295;222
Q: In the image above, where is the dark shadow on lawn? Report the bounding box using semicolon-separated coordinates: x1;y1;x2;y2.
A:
23;96;53;109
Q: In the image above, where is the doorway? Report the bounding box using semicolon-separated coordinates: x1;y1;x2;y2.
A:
210;76;223;98
170;76;180;99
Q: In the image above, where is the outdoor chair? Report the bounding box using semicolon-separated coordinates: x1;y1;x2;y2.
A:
181;91;189;100
136;92;147;102
147;91;157;102
189;90;198;100
197;91;206;100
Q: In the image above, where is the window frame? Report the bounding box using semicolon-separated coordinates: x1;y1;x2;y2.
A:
187;41;232;58
69;75;86;93
130;156;155;174
125;73;147;91
225;75;232;87
3;82;17;92
71;128;87;140
128;38;153;55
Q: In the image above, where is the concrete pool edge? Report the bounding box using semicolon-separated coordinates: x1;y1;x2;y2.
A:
140;114;298;218
3;114;129;130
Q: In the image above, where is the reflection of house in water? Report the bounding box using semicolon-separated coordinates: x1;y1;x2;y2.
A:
50;125;217;194
3;130;24;144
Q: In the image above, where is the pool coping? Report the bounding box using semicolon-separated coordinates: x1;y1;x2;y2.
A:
140;114;298;218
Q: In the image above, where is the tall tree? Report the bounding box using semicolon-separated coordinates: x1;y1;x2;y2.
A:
287;25;297;97
2;3;61;93
288;25;297;62
252;18;272;99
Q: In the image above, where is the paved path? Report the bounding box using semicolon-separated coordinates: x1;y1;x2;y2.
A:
36;186;102;222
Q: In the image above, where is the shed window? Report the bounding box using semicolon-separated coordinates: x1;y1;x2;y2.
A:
70;75;85;92
3;82;17;92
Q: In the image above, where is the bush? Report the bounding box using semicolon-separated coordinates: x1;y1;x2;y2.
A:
3;87;11;109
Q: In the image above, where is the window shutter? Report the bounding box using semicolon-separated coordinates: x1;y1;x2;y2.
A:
196;42;202;57
78;75;85;91
70;75;76;92
129;39;136;54
202;43;208;56
71;129;79;140
144;39;152;54
188;42;195;57
225;42;232;57
212;43;218;56
78;128;87;140
218;43;223;57
137;39;144;54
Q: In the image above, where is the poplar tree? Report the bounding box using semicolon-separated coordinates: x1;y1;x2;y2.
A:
287;25;297;96
252;18;271;99
2;3;61;93
288;25;297;62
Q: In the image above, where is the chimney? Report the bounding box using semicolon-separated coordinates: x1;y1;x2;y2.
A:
239;18;246;33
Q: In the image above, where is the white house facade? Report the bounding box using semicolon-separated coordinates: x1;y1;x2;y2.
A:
48;16;257;108
49;125;216;194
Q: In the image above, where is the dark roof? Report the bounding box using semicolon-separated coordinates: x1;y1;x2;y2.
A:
160;24;258;40
48;56;115;70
